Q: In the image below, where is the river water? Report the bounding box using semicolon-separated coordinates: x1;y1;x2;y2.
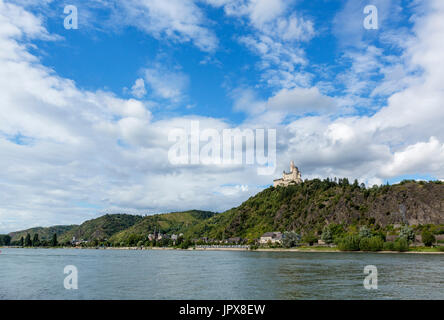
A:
0;248;442;299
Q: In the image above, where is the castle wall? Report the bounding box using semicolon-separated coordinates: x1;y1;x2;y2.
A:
273;162;302;187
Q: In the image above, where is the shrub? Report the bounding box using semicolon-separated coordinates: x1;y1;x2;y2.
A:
302;232;318;246
179;240;192;249
399;226;415;243
321;226;333;244
338;235;360;251
359;226;372;239
383;241;395;251
394;238;409;252
437;246;444;252
421;230;436;247
282;231;301;248
360;236;384;251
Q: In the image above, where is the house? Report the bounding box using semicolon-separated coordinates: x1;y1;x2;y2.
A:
260;232;283;244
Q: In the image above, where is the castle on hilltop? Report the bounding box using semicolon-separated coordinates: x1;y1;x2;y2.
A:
273;161;302;187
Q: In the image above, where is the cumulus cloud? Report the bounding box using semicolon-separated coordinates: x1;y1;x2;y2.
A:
232;86;335;120
0;1;265;232
131;78;147;98
1;0;444;234
381;137;444;178
267;87;335;114
142;63;189;102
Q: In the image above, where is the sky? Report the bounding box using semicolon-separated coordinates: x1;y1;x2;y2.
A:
1;0;444;233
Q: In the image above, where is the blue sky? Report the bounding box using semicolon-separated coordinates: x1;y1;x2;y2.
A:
32;0;412;122
1;0;444;232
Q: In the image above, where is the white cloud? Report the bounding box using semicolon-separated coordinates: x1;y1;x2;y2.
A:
267;87;335;114
114;0;218;52
206;0;315;88
131;78;147;98
142;63;189;102
0;1;269;233
1;0;444;234
232;86;335;119
381;137;444;177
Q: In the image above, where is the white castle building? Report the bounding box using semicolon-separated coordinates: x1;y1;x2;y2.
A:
273;161;302;187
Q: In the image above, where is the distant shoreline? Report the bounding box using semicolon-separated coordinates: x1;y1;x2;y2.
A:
2;246;444;254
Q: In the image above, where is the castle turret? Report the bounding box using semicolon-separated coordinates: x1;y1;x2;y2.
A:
273;161;302;187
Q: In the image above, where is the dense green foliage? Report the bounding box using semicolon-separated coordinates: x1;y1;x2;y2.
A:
383;241;395;251
182;179;444;240
24;233;32;246
59;214;144;243
421;230;436;247
321;226;333;244
399;226;415;243
359;236;384;251
9;225;76;243
0;234;11;246
337;235;361;251
359;226;372;238
109;210;216;245
394;238;409;252
6;179;444;250
282;231;301;248
51;233;58;247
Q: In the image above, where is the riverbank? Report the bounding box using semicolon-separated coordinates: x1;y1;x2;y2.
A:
2;245;443;254
193;246;444;254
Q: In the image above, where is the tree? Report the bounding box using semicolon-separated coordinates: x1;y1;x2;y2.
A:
32;234;40;247
399;225;415;243
302;232;317;246
25;233;32;247
338;235;360;251
394;238;409;252
359;236;384;251
0;235;11;246
421;230;436;247
19;236;24;247
282;231;301;248
51;233;58;247
321;226;333;244
359;226;372;238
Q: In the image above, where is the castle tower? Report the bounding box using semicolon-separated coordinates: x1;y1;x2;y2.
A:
273;161;302;187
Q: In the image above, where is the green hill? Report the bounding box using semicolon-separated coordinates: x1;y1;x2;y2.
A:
9;225;76;242
7;179;444;245
58;214;144;242
183;179;444;239
109;210;216;244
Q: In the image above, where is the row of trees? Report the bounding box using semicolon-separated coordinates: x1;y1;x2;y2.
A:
275;224;439;251
326;225;438;251
336;235;409;252
0;234;11;246
16;233;58;247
